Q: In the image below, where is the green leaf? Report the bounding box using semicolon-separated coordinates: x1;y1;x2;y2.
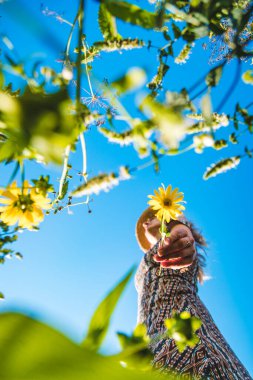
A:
205;65;223;87
201;93;212;126
203;156;241;180
172;22;182;39
229;132;238;144
0;87;79;165
191;317;202;331
213;139;228;150
0;312;157;380
98;3;121;40
233;107;239;130
245;146;253;158
93;38;144;52
164;311;202;353
71;171;119;197
166;3;200;26
31;175;54;196
58;180;69;201
190;0;201;7
103;0;158;29
175;43;194;64
82;266;136;351
139;94;186;150
116;324;152;371
0;70;4;88
0;132;7;142
147;62;169;90
242;70;253;85
111;67;147;95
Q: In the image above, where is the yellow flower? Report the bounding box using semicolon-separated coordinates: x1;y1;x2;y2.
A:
147;183;186;223
0;180;51;230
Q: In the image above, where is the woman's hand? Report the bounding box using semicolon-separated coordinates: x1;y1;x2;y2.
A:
153;224;196;269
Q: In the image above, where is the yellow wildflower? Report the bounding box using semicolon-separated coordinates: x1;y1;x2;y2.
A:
0;180;51;230
147;183;186;223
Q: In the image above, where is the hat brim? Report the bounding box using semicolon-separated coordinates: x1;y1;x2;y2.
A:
135;206;158;252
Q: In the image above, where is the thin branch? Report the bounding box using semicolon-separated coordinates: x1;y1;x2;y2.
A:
215;59;242;113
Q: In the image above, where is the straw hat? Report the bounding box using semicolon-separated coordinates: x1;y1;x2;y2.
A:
135;206;187;253
135;206;159;252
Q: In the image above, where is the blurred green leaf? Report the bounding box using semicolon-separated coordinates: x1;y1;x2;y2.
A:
111;67;147;95
103;0;158;29
117;323;150;350
172;22;182;39
93;38;144;52
0;312;163;380
229;132;238;144
0;87;79;164
242;70;253;85
0;221;21;264
98;3;121;40
213;139;228;150
147;62;169;91
245;146;253;158
203;156;241;180
82;266;136;351
201;93;212;126
0;70;4;88
0;312;105;380
205;65;223;87
58;180;69;201
31;175;54;196
164;311;202;353
139;95;186;149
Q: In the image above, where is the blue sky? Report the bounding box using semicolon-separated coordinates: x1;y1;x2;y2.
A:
0;0;252;375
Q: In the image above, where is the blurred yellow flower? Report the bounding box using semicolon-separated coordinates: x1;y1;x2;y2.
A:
0;180;51;230
147;183;186;223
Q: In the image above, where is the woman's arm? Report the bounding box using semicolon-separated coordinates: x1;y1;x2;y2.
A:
135;224;199;326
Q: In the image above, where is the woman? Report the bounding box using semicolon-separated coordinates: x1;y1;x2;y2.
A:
135;206;252;379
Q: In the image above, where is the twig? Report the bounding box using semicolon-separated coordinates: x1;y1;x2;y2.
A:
215;59;242;113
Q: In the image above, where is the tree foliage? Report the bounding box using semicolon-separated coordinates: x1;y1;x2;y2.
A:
0;0;252;374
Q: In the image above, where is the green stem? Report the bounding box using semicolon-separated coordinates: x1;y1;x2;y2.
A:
129;144;195;174
20;161;25;195
58;145;71;200
64;10;80;61
79;132;87;179
7;161;20;187
76;0;90;208
215;59;242;113
76;0;85;112
66;200;90;209
81;40;94;97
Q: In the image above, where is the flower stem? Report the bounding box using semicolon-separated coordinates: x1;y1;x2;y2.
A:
20;161;25;195
158;214;166;276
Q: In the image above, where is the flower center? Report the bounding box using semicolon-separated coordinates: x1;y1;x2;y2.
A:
163;198;172;207
14;194;34;213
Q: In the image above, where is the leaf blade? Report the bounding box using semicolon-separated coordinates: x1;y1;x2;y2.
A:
82;265;136;351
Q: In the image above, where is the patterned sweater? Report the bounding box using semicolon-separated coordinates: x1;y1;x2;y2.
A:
134;237;252;379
